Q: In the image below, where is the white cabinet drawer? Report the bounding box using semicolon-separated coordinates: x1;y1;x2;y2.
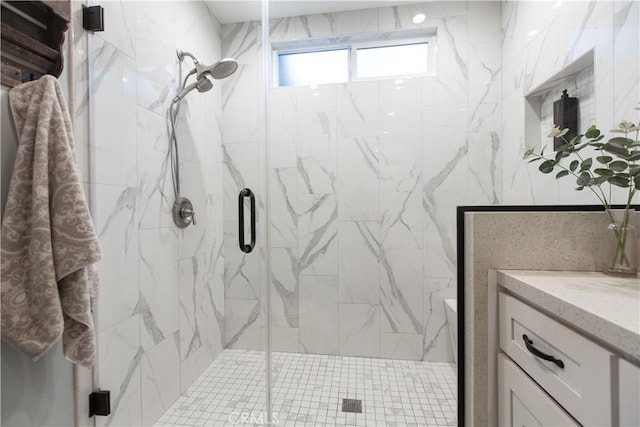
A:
499;292;613;426
498;353;578;427
619;358;640;426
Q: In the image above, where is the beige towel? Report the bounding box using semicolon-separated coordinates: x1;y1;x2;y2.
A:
1;75;101;367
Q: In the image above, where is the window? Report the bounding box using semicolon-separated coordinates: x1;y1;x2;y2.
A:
279;49;349;86
356;42;429;79
274;32;435;87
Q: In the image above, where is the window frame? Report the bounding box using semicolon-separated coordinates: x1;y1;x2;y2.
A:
272;30;437;87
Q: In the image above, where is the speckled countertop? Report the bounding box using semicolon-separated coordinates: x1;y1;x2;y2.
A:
497;270;640;363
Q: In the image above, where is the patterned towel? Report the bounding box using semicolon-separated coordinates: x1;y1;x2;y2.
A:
1;75;101;367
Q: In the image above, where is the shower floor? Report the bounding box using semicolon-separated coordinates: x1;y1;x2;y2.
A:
155;349;456;426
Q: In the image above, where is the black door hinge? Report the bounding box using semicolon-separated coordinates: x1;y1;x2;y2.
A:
82;5;105;32
89;390;111;417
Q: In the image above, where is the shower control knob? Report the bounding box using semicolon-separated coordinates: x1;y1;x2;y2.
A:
181;207;196;225
173;197;196;228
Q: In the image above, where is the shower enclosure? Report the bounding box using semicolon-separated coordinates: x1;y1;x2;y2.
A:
83;0;497;425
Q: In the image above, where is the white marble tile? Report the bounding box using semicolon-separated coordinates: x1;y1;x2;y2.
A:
270;248;298;328
296;13;337;39
179;255;207;364
205;274;226;361
269;88;297;168
336;8;378;35
225;299;262;350
96;316;142;427
468;132;501;205
468;42;501;133
94;184;139;332
223;220;259;299
222;21;260;65
558;1;610;66
379;248;423;335
205;194;224;279
613;1;639;124
422;15;468;106
222;143;259;221
270;17;297;43
337;136;379;221
379;164;422;249
271;327;299;353
338;221;379;305
298;194;338;275
339;304;380;357
136;106;174;229
380;333;423;361
180;344;211;394
468;1;502;43
271;167;298;248
377;3;431;32
92;0;136;58
299;276;338;355
336;82;379;138
139;227;179;351
297;112;337;195
423;278;455;363
379;79;422;166
523;18;559;94
141;333;180;426
221;63;260;144
297;84;337;114
176;159;208;259
135;1;176;114
90;37;137;187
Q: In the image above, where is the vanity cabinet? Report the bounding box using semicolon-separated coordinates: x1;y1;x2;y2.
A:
496;271;640;427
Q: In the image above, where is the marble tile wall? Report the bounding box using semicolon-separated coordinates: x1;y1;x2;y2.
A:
222;1;503;363
501;0;640;205
87;1;225;425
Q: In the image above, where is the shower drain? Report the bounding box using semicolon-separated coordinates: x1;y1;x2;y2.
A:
341;399;362;413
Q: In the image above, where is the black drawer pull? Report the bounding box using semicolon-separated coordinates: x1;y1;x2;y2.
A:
522;334;565;369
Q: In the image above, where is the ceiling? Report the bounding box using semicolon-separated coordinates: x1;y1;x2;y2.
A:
204;1;412;24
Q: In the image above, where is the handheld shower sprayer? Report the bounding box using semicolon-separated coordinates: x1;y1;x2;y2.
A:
168;48;238;228
172;76;213;103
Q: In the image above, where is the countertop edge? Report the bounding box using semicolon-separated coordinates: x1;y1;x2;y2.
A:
496;270;640;364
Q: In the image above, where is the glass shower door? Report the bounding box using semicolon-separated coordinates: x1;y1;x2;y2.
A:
266;1;459;426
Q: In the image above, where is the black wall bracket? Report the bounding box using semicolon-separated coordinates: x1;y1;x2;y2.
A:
82;5;104;32
89;390;111;417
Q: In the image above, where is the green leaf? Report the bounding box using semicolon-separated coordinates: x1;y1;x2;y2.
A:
580;158;593;172
603;143;630;158
523;148;534;159
609;137;635;147
575;186;585;191
635;175;640;188
528;157;542;163
594;168;614;177
585;126;600;139
609;160;628;172
629;164;640;176
596;155;613;164
555;170;569;179
628;151;640;161
556;143;573;152
608;175;630;188
539;160;555;174
576;172;591;186
570;160;579;172
593;176;608;185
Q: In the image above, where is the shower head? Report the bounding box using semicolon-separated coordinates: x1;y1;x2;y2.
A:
195;58;238;80
172;76;213;103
